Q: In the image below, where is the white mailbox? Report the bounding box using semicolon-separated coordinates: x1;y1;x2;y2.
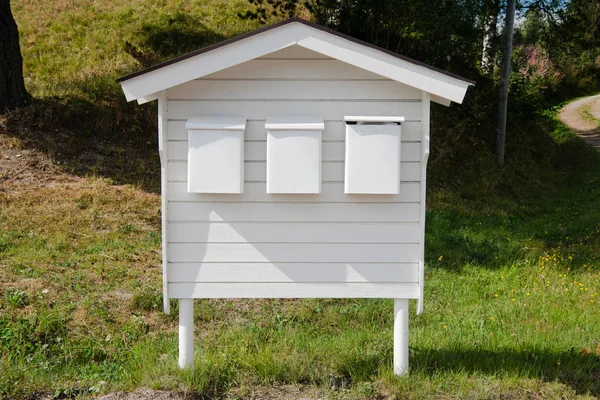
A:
119;17;473;376
186;117;246;193
265;117;324;194
344;116;405;194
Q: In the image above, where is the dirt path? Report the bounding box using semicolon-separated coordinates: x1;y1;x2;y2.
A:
558;93;600;150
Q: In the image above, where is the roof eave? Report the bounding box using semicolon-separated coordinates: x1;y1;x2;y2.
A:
118;18;474;105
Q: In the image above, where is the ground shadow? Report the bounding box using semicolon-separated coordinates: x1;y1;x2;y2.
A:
411;346;600;396
1;94;161;193
1;20;229;193
423;135;600;272
124;14;226;68
567;126;600;151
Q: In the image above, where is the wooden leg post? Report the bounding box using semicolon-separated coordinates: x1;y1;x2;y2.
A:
178;298;194;369
393;298;409;375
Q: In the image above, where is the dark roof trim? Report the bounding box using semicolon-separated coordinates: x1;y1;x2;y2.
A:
117;17;475;85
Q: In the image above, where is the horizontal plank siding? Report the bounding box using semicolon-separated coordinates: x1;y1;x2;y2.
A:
163;54;426;298
167;182;420;202
168;202;420;222
167;120;422;141
167;221;421;243
168;141;421;162
168;263;419;282
256;46;332;59
166;100;421;120
168;161;421;183
168;80;421;100
168;282;419;298
168;243;420;263
201;59;392;80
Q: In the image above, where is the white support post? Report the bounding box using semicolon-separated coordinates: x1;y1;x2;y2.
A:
393;298;409;375
178;298;194;369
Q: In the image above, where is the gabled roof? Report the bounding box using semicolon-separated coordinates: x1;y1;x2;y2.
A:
118;17;474;106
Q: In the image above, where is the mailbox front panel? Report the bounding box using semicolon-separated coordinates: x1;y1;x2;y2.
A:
265;117;324;194
345;124;402;194
267;130;321;194
187;118;246;193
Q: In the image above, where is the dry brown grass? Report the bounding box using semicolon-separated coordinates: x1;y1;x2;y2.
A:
0;130;170;331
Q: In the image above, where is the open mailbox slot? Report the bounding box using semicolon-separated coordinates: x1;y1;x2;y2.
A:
344;116;405;194
186;117;246;193
265;117;324;194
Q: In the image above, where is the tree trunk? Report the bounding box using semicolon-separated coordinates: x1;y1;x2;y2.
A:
0;0;29;112
496;0;516;169
481;0;500;78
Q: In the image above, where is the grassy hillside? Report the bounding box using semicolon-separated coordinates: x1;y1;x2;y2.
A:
6;0;263;193
1;1;600;399
13;0;260;98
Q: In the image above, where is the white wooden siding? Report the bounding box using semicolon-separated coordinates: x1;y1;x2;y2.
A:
168;202;420;222
200;60;390;80
167;182;420;203
168;222;420;243
169;243;420;263
169;80;421;100
417;92;431;314
256;45;332;59
158;92;170;313
168;161;420;182
167;120;422;141
166;100;421;120
168;263;419;282
165;55;423;299
168;141;420;162
169;283;420;299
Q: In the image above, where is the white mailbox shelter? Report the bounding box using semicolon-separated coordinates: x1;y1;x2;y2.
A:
118;17;473;375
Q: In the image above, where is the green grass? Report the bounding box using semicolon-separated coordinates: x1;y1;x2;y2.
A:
2;122;599;399
581;106;600;126
13;0;261;99
2;0;600;398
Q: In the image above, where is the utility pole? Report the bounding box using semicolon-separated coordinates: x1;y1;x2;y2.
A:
496;0;516;168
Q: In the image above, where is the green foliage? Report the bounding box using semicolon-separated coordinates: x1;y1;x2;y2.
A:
0;231;16;253
3;289;29;309
517;0;600;100
0;313;68;361
519;7;548;45
131;290;162;312
238;0;300;23
242;0;482;78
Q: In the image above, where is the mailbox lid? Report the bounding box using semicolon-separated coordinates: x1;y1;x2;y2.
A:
266;117;323;194
186;116;247;130
344;116;403;194
265;116;325;131
187;117;246;194
343;116;405;124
